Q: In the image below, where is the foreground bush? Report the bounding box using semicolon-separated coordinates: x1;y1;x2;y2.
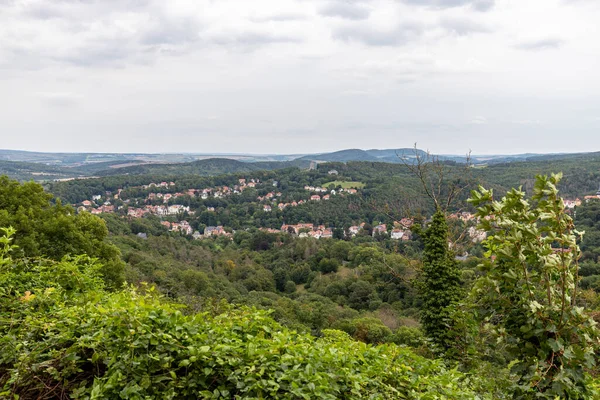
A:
0;229;479;399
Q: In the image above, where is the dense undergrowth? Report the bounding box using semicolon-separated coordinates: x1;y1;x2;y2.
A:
0;229;488;399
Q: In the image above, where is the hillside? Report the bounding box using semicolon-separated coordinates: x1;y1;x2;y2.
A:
0;160;86;181
96;158;310;177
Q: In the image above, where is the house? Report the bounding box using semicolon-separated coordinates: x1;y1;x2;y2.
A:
398;218;414;229
128;208;145;218
347;189;357;194
321;228;333;238
100;205;114;213
328;170;338;175
348;226;360;236
155;206;168;216
281;224;296;234
373;224;387;236
82;200;92;207
168;205;189;215
459;212;474;222
171;221;193;235
391;229;405;240
192;231;202;240
278;203;286;210
468;226;487;243
204;226;227;237
323;194;330;200
239;178;246;184
310;195;321;201
564;199;582;209
206;207;215;212
92;195;102;201
263;205;272;212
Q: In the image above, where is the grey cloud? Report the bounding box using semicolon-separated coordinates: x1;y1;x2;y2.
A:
401;0;495;11
2;0;203;68
250;13;308;22
36;92;82;107
333;22;424;46
472;0;495;11
439;17;491;36
22;3;66;20
140;18;201;46
515;38;563;51
319;2;371;20
208;32;302;46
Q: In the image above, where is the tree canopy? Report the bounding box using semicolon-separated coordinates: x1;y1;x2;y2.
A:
0;176;124;287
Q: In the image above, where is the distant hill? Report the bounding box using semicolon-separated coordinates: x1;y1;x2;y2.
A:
296;149;379;163
297;148;471;164
96;158;310;177
2;148;600;182
0;160;87;181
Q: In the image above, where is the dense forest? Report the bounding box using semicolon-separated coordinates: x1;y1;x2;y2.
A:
3;155;600;398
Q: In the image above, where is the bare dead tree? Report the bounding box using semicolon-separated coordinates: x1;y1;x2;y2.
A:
398;144;477;252
399;144;473;213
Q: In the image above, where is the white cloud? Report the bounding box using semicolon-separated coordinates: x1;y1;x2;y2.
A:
514;38;564;51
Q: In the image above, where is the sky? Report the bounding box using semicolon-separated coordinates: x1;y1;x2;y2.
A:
0;0;599;155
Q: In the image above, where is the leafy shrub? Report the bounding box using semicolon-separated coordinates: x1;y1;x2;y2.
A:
0;229;481;399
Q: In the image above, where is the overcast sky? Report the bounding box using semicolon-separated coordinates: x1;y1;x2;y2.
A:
1;0;599;155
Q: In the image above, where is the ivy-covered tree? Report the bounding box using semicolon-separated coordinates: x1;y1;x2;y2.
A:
469;173;599;398
417;209;462;353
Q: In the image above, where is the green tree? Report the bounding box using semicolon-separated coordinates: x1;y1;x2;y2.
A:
469;173;599;398
417;209;462;354
0;176;124;288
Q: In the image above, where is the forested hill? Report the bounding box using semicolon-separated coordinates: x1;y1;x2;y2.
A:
0;149;600;191
95;158;310;177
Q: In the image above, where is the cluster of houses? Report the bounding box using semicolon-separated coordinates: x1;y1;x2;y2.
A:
203;225;231;238
266;218;416;240
261;187;359;212
303;185;358;195
145;179;260;203
79;199;116;215
127;204;191;218
161;220;193;235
